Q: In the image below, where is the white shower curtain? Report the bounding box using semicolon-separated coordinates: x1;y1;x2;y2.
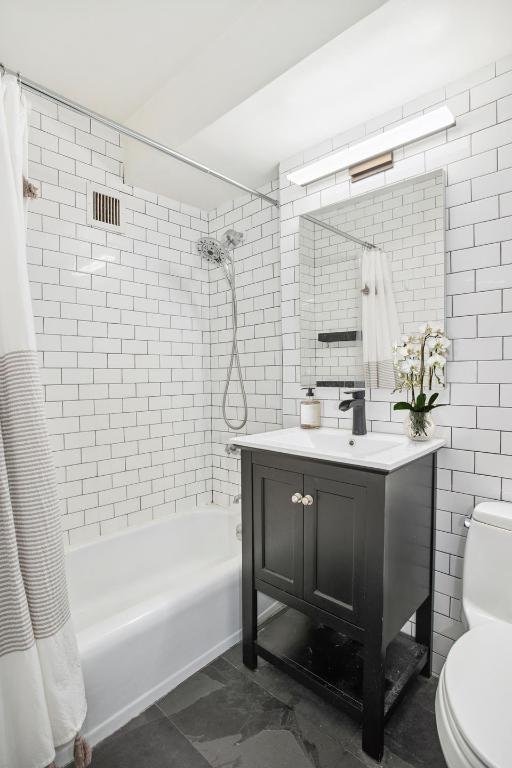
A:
0;75;88;768
361;247;401;389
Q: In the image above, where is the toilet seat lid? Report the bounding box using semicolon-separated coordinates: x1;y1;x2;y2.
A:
473;501;512;531
444;621;512;768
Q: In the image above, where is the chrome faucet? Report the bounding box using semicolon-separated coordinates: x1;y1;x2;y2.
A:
339;390;367;435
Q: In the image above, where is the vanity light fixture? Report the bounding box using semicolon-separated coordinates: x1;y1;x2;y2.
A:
286;105;455;186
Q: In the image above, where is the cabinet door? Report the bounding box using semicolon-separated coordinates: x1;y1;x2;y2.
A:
253;464;304;597
303;475;366;625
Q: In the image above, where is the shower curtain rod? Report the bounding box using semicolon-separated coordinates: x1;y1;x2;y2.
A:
0;63;279;208
302;214;377;250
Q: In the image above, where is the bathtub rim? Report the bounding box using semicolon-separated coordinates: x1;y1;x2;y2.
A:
64;502;241;555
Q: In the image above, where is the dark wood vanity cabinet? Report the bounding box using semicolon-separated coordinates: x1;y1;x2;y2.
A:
253;464;366;624
242;447;437;762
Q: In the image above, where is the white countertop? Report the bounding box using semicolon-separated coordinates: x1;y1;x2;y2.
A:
233;427;445;471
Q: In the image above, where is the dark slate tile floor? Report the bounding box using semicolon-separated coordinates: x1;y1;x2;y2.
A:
90;643;446;768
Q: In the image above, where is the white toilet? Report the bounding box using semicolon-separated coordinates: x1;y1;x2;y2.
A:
435;501;512;768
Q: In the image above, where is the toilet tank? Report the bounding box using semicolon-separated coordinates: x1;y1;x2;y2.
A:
463;502;512;629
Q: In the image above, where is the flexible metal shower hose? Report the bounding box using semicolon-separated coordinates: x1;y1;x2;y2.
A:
221;260;248;431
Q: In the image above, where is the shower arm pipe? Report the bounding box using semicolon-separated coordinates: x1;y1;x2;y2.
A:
0;63;279;209
302;214;377;250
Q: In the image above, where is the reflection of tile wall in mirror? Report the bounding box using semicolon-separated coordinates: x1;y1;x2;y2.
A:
299;218;316;385
299;170;445;387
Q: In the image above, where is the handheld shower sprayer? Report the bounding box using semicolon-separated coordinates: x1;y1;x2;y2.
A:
196;237;228;265
197;229;247;431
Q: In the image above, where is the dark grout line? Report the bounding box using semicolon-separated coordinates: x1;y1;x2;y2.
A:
154;701;215;767
219;650;292;705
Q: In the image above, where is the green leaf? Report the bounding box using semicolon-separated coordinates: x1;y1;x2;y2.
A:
415;393;426;410
393;402;412;411
427;392;439;407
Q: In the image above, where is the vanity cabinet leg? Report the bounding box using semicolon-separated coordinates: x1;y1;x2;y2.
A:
241;449;257;669
362;645;386;762
417;451;435;678
242;586;257;669
416;595;433;678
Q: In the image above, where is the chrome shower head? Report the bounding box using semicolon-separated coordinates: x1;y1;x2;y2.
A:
197;237;228;264
221;229;244;249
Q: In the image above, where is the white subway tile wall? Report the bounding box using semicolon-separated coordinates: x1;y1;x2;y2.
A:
279;54;512;674
299;218;317;384
27;96;212;545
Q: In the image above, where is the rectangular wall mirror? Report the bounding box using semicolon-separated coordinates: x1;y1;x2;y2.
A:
299;170;446;389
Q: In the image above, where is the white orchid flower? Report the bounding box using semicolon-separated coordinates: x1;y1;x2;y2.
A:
430;353;446;367
399;359;413;374
392;321;449;398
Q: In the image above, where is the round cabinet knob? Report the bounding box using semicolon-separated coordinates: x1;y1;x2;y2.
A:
302;494;314;506
291;492;303;504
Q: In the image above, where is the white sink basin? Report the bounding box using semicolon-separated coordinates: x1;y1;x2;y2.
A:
233;427;444;471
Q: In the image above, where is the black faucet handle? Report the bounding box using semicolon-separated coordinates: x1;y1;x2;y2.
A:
344;389;365;399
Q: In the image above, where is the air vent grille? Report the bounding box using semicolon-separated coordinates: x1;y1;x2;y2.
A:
93;190;120;227
87;183;125;234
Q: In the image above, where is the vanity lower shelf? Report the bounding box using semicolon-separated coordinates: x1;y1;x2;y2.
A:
257;607;428;720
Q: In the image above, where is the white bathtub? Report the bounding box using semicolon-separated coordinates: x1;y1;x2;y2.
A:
57;505;275;763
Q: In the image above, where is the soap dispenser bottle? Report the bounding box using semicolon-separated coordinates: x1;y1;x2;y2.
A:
300;387;321;429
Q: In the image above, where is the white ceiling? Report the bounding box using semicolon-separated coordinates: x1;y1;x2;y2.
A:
123;0;386;148
2;0;512;210
0;0;265;119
